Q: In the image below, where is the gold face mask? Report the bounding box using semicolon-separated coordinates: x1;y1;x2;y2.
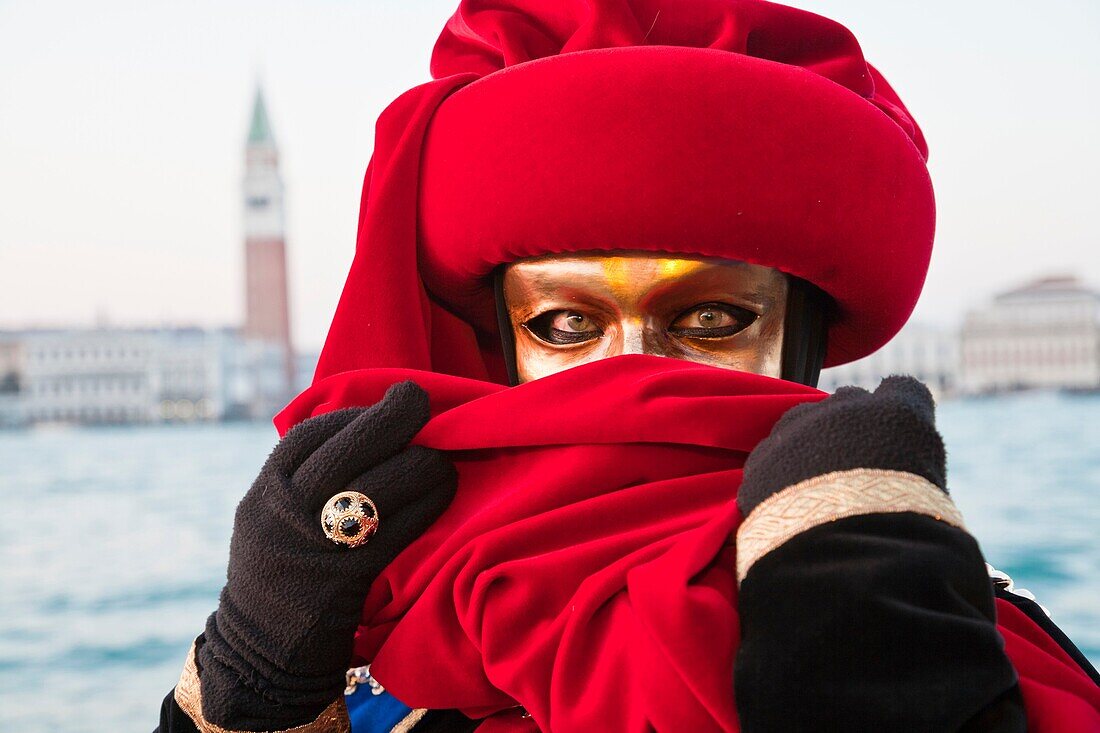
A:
502;253;788;383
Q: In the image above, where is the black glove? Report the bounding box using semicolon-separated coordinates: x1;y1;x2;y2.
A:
738;375;946;517
734;377;1024;731
198;381;457;731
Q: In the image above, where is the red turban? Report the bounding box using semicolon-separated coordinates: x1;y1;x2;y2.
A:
315;0;934;384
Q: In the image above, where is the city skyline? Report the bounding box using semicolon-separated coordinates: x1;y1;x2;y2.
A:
2;0;1098;351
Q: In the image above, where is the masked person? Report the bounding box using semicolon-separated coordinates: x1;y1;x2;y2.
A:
157;1;1100;731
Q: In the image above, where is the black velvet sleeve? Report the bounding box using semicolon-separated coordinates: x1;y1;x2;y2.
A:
734;512;1027;732
155;688;199;733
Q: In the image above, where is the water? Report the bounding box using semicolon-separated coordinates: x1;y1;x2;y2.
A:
0;393;1097;732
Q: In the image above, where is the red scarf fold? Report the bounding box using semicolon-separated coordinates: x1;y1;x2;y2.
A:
276;356;1100;731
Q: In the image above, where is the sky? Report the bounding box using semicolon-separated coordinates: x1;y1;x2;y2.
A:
1;0;1098;351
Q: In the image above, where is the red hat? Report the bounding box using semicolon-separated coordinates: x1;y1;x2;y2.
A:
315;0;934;383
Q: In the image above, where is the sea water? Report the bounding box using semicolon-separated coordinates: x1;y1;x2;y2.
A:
1;392;1097;732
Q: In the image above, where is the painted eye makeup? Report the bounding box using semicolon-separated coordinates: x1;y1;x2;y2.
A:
668;302;758;339
524;310;602;345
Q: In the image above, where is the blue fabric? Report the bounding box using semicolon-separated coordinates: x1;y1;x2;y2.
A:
347;684;414;733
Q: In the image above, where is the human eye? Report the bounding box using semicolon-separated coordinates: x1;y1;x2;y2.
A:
668;302;758;339
523;309;602;345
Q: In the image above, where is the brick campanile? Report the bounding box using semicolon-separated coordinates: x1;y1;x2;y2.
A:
242;86;294;390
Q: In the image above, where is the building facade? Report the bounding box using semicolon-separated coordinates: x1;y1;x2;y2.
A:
18;329;160;425
818;323;960;399
0;327;303;427
960;276;1100;393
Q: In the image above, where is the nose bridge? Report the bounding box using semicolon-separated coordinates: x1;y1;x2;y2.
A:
619;316;664;356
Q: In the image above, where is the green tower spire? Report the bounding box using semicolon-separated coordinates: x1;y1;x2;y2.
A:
248;86;274;145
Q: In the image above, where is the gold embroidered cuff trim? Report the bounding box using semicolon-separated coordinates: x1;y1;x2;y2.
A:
735;468;965;584
391;707;428;733
173;641;351;733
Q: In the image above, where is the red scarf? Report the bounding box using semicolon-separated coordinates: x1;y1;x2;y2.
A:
277;356;1100;732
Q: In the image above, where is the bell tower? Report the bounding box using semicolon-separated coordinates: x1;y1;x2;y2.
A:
242;86;294;392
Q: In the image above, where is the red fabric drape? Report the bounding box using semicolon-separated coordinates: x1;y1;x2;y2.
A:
277;356;1100;731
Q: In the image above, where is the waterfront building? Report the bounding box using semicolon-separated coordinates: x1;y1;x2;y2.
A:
243;86;295;399
818;323;960;398
0;327;299;427
960;276;1100;394
12;328;230;425
18;328;159;425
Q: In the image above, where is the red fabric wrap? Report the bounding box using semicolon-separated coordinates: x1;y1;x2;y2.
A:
316;0;934;382
280;0;1098;729
282;357;818;730
277;358;1100;732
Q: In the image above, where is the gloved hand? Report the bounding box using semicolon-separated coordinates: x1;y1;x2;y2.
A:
738;375;946;517
732;377;1024;732
197;381;456;730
